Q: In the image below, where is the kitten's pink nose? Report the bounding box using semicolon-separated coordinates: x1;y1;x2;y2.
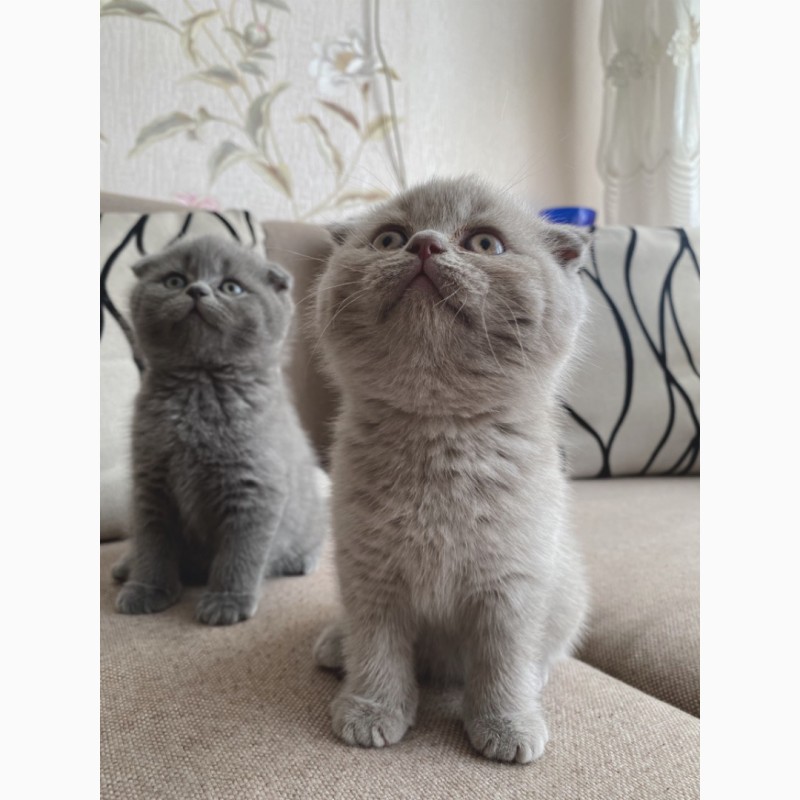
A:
186;283;211;299
407;232;446;264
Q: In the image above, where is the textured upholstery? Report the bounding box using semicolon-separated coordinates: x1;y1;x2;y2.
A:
100;532;699;800
573;477;700;716
263;220;337;463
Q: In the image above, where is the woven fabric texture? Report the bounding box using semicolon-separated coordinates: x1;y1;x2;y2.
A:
101;533;699;800
573;477;699;716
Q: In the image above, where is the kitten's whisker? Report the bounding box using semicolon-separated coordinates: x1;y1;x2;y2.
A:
479;297;507;377
348;230;378;250
266;247;329;265
501;148;560;196
498;295;530;369
375;289;394;324
348;164;396;197
449;298;468;332
310;287;372;358
295;280;363;308
433;287;461;309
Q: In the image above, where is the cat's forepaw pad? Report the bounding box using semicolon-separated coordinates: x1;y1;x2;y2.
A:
195;591;257;626
116;582;180;615
465;714;549;764
331;694;409;748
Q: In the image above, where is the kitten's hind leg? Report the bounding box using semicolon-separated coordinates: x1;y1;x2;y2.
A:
111;550;132;583
265;479;328;577
313;621;345;671
115;485;182;615
266;540;324;577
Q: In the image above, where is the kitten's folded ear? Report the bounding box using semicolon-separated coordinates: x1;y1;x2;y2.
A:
263;262;293;293
544;225;592;272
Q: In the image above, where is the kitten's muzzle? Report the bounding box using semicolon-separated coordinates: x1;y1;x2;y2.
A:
394;231;448;297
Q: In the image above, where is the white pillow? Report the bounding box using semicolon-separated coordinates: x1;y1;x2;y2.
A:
100;210;265;540
562;226;700;478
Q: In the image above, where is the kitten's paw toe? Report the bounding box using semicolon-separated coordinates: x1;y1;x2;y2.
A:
465;713;549;764
116;582;180;615
195;592;257;626
111;557;131;584
331;693;409;748
313;623;344;671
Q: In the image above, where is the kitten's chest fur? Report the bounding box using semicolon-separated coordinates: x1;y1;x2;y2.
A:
139;375;265;457
134;372;274;531
333;405;564;618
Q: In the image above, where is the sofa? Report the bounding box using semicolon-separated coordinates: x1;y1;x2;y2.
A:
100;193;699;799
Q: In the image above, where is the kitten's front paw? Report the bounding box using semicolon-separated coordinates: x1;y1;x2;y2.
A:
331;692;410;748
195;591;257;626
465;712;549;764
116;582;180;615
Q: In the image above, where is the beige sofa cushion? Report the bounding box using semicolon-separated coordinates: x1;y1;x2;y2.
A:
101;537;698;799
262;221;337;463
574;477;699;716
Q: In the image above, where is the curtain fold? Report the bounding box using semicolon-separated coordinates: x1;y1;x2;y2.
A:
598;0;699;226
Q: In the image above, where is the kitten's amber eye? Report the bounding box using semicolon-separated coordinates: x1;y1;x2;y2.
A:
220;280;244;296
465;232;505;255
372;229;408;251
164;274;187;289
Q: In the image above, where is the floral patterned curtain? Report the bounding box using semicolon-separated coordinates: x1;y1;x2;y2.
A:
597;0;699;226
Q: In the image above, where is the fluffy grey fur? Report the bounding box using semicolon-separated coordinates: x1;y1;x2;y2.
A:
312;176;590;762
114;235;327;626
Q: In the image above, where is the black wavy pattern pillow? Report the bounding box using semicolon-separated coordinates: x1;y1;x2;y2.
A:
562;226;699;478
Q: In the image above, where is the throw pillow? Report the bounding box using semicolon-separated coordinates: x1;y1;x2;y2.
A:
562;226;699;478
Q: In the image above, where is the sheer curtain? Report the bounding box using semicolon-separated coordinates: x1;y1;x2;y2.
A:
597;0;699;227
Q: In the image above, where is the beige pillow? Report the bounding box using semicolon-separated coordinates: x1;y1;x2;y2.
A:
100;210;265;540
562;226;700;478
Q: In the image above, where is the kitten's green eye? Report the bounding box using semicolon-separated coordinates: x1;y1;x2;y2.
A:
164;274;187;289
220;279;244;296
372;229;408;251
465;232;505;255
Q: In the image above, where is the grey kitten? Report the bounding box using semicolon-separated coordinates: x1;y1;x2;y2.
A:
113;235;327;625
312;176;589;762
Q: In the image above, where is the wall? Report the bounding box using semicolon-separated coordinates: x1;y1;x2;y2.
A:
100;0;604;221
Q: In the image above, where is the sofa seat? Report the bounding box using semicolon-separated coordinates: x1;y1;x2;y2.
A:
100;479;699;799
573;477;699;716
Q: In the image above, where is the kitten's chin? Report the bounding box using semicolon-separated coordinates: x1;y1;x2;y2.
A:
379;265;444;316
382;275;466;322
407;273;440;295
179;303;223;330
